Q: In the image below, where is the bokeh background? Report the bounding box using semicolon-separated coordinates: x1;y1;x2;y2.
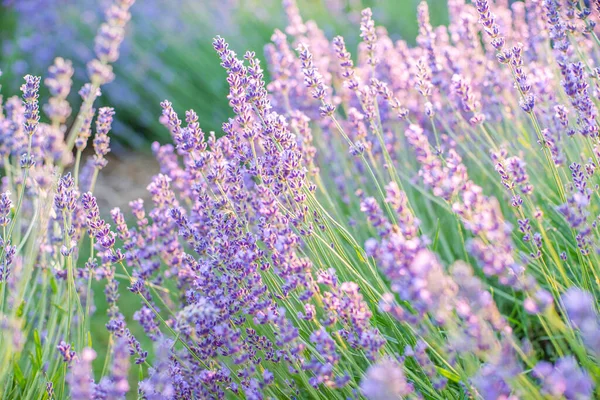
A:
0;0;448;148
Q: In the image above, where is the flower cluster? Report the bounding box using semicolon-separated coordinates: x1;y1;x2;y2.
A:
1;0;600;399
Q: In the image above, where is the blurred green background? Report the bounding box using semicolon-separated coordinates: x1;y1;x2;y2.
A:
0;0;448;151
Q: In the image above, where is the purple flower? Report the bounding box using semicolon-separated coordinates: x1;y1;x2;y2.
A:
561;288;600;356
54;173;78;212
87;0;136;84
93;107;115;169
557;164;593;254
96;336;131;398
360;358;414;400
360;8;378;67
57;340;77;364
126;329;147;364
452;74;483;124
472;341;522;400
21;74;41;137
45;57;74;98
46;382;54;399
44;57;74;123
332;36;359;90
87;59;115;86
0;192;13;227
0;236;16;282
475;0;505;50
139;339;175;399
75;108;96;151
297;42;334;116
67;348;96;400
533;356;594;399
561;62;598;137
304;327;340;387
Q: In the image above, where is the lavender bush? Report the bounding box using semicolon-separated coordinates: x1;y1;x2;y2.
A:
1;0;600;399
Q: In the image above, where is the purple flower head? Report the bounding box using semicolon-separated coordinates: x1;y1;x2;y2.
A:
126;329;147;365
533;357;594;399
475;0;505;49
415;58;433;98
95;23;125;64
93;0;135;64
54;173;78;212
385;181;419;239
360;358;414;399
0;237;16;282
297;43;329;104
82;192;116;252
93;107;115;169
282;0;306;37
75;108;96;151
371;78;409;120
67;348;96;400
79;84;102;100
495;155;533;196
175;297;218;335
21;74;41;137
139;339;175;399
360;8;378;66
46;382;54;399
561;288;600;355
57;340;77;364
45;58;74;96
332;36;359;90
451;74;483;123
523;289;553;314
360;197;391;237
159;100;181;139
96;336;131;398
0;192;13;227
305;327;341;387
472;341;522;400
87;59;115;85
44;57;74;123
561;62;599;137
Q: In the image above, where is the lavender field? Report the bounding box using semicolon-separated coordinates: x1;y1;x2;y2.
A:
0;0;599;399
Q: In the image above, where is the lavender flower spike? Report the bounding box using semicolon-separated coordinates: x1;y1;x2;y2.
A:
87;0;136;85
44;57;74;123
67;348;96;400
360;8;378;66
297;43;336;116
360;358;414;399
93;107;115;169
0;192;13;227
561;288;600;356
21;75;41;137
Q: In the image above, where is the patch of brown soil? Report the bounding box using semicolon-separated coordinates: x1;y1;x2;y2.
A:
94;152;159;213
